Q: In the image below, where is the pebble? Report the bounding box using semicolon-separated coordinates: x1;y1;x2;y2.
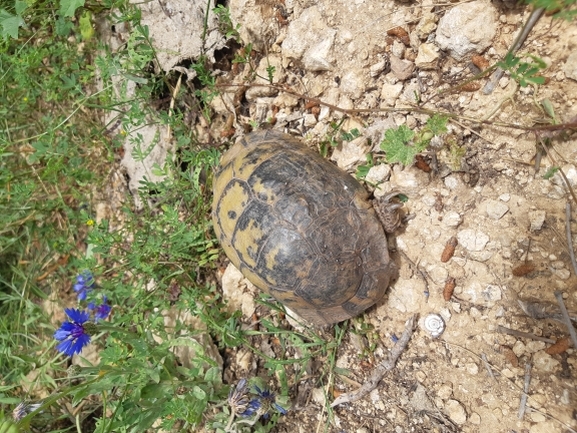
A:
562;50;577;81
530;411;547;422
340;70;365;98
437;383;453;400
330;136;369;170
445;399;468;424
528;210;546;232
465;362;479;375
390;54;415;80
442;211;463;227
457;229;490;252
435;0;497;60
380;83;404;106
482;199;509;220
366;164;392;190
311;387;327;405
415;11;438;39
415;43;440;70
532;351;560;373
470;412;481;424
370;58;389;77
282;6;335;71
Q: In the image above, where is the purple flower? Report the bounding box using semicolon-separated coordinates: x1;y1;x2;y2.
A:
88;296;111;321
240;398;261;417
254;385;288;415
54;308;91;356
73;271;95;301
12;400;42;421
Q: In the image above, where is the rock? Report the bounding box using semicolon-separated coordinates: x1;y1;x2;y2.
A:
457;229;490;252
138;0;226;71
409;383;436;411
532;351;560;373
437;383;453;400
380;83;404;106
528;210;546;232
330;136;370;170
221;263;257;318
340;70;365;99
470;412;481;424
415;11;439;40
482;199;509;220
445;399;467;424
482;284;502;303
563;50;577;81
311;387;327;405
370;58;389;77
435;0;497;60
390;165;429;195
245;55;284;100
366;164;392;190
390;55;415;80
282;6;336;71
230;0;277;51
391;40;406;59
552;164;577;187
442;211;463;227
415;43;440;70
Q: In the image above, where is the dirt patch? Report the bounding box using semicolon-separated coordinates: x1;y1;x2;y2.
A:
102;0;577;432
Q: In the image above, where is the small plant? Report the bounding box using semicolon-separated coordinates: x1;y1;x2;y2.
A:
497;52;547;87
380;115;448;166
213;4;241;41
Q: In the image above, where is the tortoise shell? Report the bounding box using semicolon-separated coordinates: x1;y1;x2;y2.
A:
212;130;397;325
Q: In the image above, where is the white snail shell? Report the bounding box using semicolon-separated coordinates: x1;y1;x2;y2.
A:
423;313;445;338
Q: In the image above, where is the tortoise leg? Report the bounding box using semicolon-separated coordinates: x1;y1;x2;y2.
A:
372;192;404;234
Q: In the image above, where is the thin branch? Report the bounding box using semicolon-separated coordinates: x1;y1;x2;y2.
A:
496;325;556;344
566;202;577;276
518;362;532;420
554;291;577;350
331;315;417;407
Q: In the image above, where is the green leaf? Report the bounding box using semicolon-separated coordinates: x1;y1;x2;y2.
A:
0;9;24;39
59;0;85;17
425;114;448;136
15;0;27;14
380;125;416;166
79;10;94;40
542;166;559;180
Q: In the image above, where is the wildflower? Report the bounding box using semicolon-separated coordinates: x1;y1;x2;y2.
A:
54;308;91;356
13;400;42;421
86;219;95;226
88;295;111;321
73;271;95;301
240;398;261;417
228;379;251;415
254;385;288;415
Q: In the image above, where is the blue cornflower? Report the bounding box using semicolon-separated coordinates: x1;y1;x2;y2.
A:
88;296;111;321
13;400;42;421
240;398;261;417
254;385;288;415
54;308;91;356
73;271;95;301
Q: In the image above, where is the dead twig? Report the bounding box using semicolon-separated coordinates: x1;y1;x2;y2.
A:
518;362;532;420
496;325;556;344
480;353;496;380
566;202;577;276
330;315;417;407
554;291;577;350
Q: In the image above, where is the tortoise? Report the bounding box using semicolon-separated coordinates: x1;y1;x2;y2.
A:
212;130;401;326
